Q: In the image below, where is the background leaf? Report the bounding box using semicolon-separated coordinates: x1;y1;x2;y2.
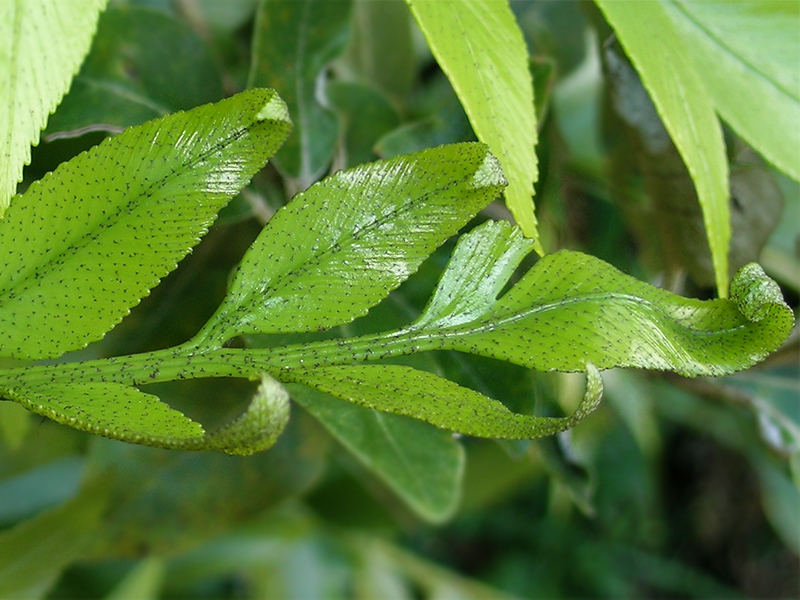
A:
196;143;505;346
249;0;352;188
293;385;464;523
406;0;540;252
595;0;730;296
661;0;800;182
0;0;107;210
0;89;291;360
45;5;223;138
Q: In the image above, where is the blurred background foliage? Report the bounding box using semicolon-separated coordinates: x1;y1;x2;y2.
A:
1;0;797;598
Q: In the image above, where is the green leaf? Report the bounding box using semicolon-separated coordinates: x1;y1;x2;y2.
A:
285;364;603;440
0;476;109;599
196;142;506;346
1;374;290;455
595;0;730;296
88;410;328;557
402;220;793;377
662;0;800;182
292;385;464;523
0;89;291;360
249;0;351;186
45;5;224;138
0;0;107;210
406;0;541;252
106;557;165;600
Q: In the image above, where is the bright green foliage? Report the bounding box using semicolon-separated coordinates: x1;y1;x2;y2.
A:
662;0;800;182
0;89;291;360
406;0;541;253
194;143;506;347
595;0;730;297
249;0;352;186
0;0;107;211
294;386;464;522
0;155;791;451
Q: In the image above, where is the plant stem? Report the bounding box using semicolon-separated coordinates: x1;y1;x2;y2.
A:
0;327;446;389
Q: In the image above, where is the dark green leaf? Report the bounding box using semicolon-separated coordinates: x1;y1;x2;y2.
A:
293;385;464;522
249;0;352;185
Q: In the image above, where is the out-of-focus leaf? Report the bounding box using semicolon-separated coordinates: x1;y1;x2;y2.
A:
195;143;505;347
192;0;257;32
606;45;783;288
2;374;290;456
292;385;464;523
406;0;541;252
326;81;400;167
0;0;107;210
45;5;223;137
0;400;30;449
0;89;291;360
345;0;415;101
88;408;328;557
661;0;800;182
249;0;351;187
0;476;109;599
106;557;164;600
595;0;730;296
0;456;84;525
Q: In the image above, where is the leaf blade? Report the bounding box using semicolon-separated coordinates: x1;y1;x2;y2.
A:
595;0;731;296
285;363;603;440
0;89;291;360
293;385;464;523
0;0;107;210
199;142;506;345
406;0;541;251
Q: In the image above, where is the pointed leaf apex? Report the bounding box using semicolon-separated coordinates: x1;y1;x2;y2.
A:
257;92;291;125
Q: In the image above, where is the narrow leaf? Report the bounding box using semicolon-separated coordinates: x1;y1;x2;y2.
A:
0;89;291;360
285;363;603;440
406;0;541;251
198;143;505;346
0;0;107;210
595;0;730;296
249;0;351;186
406;221;794;377
1;374;290;455
293;385;464;522
662;0;800;182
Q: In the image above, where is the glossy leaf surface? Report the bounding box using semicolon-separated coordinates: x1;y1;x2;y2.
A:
249;0;351;185
406;0;541;252
293;385;464;522
197;143;505;346
400;221;793;377
0;0;107;209
595;0;730;296
0;89;291;360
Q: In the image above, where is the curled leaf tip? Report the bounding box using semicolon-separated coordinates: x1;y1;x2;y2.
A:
731;263;793;325
573;363;604;423
256;90;292;125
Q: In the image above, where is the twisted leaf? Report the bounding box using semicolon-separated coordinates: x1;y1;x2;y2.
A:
0;89;291;360
402;220;793;377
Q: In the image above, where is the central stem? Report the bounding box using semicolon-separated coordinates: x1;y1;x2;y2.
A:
0;327;447;389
